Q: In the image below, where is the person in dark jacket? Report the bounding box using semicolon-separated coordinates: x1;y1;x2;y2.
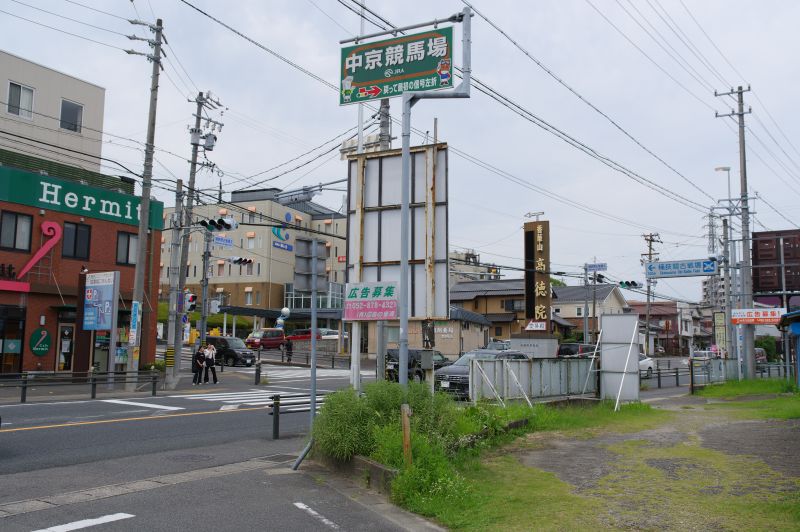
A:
192;345;206;385
285;337;293;363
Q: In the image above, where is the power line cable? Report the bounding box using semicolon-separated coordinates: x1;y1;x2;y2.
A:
583;0;716;112
9;0;129;36
63;0;128;21
461;0;715;203
0;8;128;51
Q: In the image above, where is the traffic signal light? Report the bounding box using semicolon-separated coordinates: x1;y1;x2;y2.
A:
200;217;237;231
294;237;328;293
229;256;252;265
185;292;197;312
209;300;220;314
619;281;640;289
594;273;606;283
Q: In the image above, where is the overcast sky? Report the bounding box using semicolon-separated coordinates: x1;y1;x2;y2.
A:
3;0;799;304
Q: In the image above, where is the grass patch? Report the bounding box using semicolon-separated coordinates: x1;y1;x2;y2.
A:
698;378;797;398
704;394;800;420
528;400;670;434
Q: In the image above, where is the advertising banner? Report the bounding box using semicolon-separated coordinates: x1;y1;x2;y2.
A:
731;308;785;325
344;282;399;321
83;272;119;331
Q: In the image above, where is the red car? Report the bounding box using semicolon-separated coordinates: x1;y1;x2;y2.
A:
244;328;285;350
285;328;321;342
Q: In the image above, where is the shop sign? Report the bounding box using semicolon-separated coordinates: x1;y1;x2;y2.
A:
83;272;120;331
340;27;453;105
4;338;21;354
525;320;547;331
0;221;62;293
524;221;551;332
0;167;164;229
128;300;141;346
29;327;52;356
343;282;398;321
731;308;785;325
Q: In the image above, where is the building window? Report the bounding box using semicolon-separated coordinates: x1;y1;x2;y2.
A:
193;265;197;277
217;263;224;276
62;222;91;259
554;308;561;314
116;232;138;265
247;237;255;249
255;291;261;305
0;211;32;251
495;327;502;337
246;262;254;275
60;99;83;133
7;82;33;119
228;264;231;275
576;307;582;317
257;263;261;275
245;291;253;305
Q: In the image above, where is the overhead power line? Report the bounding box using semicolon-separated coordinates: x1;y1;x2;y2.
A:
0;8;127;51
461;0;715;203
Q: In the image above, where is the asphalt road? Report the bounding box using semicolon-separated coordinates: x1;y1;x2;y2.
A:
0;365;422;532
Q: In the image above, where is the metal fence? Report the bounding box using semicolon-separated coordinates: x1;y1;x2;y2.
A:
470;358;596;403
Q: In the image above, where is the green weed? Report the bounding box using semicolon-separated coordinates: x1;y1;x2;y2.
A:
698;378;797;398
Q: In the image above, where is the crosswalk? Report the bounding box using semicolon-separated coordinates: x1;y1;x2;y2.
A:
243;367;373;381
169;389;326;412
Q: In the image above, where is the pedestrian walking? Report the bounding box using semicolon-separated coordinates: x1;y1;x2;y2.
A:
285;337;293;363
204;342;218;384
192;345;206;385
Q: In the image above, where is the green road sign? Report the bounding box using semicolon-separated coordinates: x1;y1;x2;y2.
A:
340;26;453;105
29;327;52;356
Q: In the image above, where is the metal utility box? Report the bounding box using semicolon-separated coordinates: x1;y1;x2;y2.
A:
420;350;434;370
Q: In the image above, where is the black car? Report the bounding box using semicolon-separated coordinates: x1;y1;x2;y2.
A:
556;343;596;358
205;336;255;367
385;348;451;383
434;349;528;398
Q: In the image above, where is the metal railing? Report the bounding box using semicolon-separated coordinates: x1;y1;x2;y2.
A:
265;393;326;440
254;348;350;369
0;370;160;403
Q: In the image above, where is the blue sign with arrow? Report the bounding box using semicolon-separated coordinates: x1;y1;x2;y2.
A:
644;259;718;278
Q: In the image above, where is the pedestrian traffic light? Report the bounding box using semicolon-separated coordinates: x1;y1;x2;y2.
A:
619;281;640;289
229;256;252;265
594;273;606;283
200;217;237;231
185;292;197;312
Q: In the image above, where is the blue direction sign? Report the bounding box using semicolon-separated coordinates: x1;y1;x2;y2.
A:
645;259;718;279
586;263;607;272
213;235;233;248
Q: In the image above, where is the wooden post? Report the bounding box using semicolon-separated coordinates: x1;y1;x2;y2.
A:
401;404;412;467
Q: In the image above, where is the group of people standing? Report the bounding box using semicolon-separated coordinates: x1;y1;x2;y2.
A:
192;342;219;385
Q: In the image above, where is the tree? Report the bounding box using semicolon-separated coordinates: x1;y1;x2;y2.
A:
755;336;777;361
550;277;566;287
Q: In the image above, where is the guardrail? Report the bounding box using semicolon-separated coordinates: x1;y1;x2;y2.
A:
254;348;350;369
0;370;160;403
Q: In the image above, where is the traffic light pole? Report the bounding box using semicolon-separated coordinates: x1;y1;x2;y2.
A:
583;265;589;342
199;230;212;345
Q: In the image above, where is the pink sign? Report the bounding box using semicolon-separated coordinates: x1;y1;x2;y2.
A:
344;300;398;321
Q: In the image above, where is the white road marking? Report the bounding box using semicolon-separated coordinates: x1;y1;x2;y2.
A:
219;404;239;411
101;399;184;411
293;502;340;529
33;512;135;531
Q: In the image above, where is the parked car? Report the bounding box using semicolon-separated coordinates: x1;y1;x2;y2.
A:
205;336;255;367
435;349;528;398
557;343;596;358
485;340;510;350
638;353;654;378
754;347;767;364
244;328;285;350
286;328;321;342
385;348;451;383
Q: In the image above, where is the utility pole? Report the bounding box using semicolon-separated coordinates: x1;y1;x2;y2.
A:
172;92;205;376
722;218;738;378
165;179;183;385
642;233;661;356
199;230;212;344
376;97;390;382
591;257;598;344
126;18;163;385
582;264;589;342
716;85;753;377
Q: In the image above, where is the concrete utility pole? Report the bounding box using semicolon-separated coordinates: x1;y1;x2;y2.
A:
722;219;738;377
127;18;163;384
376;97;390;382
716;86;753;377
172;92;206;375
642;233;661;356
165;179;183;385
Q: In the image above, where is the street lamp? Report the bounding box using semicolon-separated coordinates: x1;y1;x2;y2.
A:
715;166;731;203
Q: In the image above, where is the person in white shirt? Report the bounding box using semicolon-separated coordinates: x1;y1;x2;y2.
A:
204;342;218;384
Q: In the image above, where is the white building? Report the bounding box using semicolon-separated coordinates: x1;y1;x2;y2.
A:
1;50;105;170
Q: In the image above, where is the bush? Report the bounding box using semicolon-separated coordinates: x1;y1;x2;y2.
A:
313;388;376;460
149;360;166;372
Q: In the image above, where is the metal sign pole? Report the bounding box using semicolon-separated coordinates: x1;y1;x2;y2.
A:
398;7;472;387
